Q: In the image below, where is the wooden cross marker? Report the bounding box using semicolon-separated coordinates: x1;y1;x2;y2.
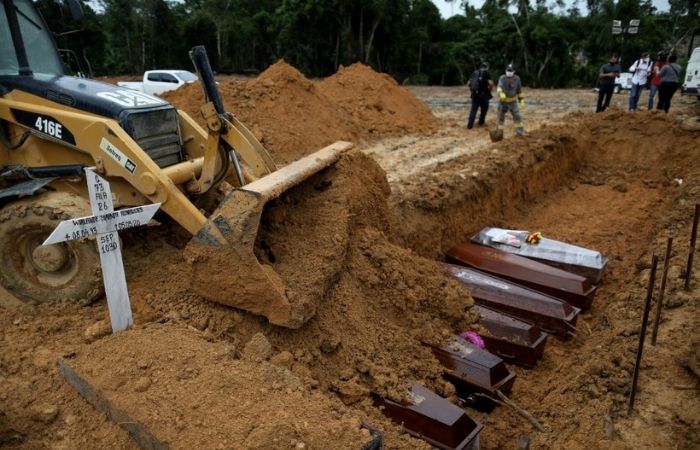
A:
43;168;160;332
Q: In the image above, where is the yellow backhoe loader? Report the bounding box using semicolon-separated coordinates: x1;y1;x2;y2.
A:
0;0;351;328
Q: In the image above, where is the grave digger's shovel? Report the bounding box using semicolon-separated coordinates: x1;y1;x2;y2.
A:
185;141;352;329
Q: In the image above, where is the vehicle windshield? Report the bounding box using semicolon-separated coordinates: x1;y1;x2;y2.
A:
0;2;20;75
175;71;197;82
0;0;63;76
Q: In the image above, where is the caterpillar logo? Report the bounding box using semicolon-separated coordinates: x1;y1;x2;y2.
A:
96;90;166;107
100;138;137;173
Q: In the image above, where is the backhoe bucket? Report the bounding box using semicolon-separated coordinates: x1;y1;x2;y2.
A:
185;141;354;328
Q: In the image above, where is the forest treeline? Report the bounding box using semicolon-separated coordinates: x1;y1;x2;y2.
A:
42;0;699;87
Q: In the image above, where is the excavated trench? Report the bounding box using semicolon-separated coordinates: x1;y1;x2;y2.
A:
392;129;587;259
377;110;699;449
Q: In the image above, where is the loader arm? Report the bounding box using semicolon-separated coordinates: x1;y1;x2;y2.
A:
1;1;355;327
188;45;278;192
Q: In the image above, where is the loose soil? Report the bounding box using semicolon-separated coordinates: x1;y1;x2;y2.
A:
317;63;437;136
1;63;699;450
62;323;382;449
161;60;435;165
148;149;476;404
161;62;359;165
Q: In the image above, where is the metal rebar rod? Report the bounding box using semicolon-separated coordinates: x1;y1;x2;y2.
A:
496;390;548;433
684;204;699;290
628;253;658;415
651;237;673;346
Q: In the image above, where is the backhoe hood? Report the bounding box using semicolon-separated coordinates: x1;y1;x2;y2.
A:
0;74;172;120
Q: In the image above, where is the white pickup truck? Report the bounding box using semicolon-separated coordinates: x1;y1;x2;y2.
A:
594;71;632;94
614;72;633;93
682;47;700;100
116;70;198;96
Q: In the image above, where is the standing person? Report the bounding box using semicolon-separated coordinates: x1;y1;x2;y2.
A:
467;62;493;129
647;51;668;110
496;64;525;137
596;56;621;113
628;52;653;111
656;54;682;113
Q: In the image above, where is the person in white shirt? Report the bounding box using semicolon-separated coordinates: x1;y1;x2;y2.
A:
628;52;652;111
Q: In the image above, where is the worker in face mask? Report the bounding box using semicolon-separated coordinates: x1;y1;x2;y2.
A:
628;51;652;111
493;63;525;140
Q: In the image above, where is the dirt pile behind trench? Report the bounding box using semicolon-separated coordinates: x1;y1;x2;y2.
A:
317;62;437;135
161;60;436;165
162;61;362;165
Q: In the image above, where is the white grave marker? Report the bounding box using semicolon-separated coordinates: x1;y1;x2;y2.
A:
43;168;160;332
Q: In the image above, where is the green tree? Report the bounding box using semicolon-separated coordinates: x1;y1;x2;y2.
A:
29;0;685;87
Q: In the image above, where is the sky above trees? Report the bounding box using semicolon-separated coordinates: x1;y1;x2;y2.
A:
430;0;671;17
44;0;697;88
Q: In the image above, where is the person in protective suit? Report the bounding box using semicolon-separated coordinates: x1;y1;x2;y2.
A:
493;63;525;140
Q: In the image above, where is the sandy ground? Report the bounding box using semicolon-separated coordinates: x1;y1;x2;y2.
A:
1;84;699;449
368;86;658;185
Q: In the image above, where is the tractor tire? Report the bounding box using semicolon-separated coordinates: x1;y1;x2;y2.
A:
0;192;102;305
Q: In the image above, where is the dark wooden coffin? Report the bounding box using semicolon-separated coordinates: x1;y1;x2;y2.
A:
444;263;580;340
471;227;607;284
427;338;515;411
473;305;548;368
373;383;483;450
446;242;597;310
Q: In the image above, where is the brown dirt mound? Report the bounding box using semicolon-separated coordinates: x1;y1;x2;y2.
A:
65;323;377;449
129;150;476;404
317;63;437;135
159;81;207;120
0;300;147;449
238;61;363;164
162;61;437;167
162;61;362;165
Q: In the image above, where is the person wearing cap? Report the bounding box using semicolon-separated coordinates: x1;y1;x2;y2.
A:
647;51;668;110
596;55;621;113
628;51;653;111
496;63;525;137
467;62;494;129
